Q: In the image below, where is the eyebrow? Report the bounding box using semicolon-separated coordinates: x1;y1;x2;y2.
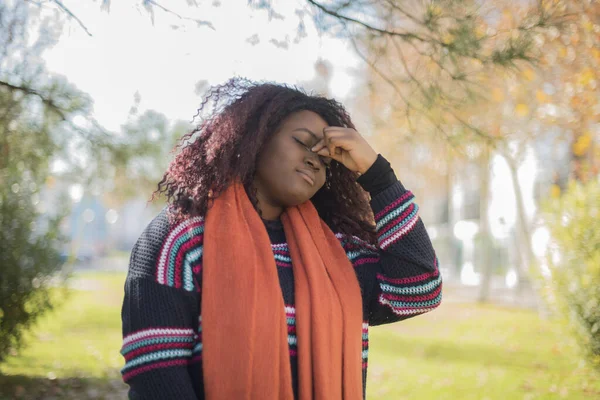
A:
292;128;322;141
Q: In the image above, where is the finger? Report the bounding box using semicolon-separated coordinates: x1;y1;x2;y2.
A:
323;126;352;132
311;139;327;152
323;127;350;140
322;130;354;161
315;147;330;157
323;128;356;145
327;140;343;161
325;134;355;153
323;127;356;137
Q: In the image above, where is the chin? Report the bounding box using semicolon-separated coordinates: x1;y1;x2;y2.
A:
281;185;315;207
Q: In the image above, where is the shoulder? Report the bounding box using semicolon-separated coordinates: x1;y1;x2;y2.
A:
129;208;205;291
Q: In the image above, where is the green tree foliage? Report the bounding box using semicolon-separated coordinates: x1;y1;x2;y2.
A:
105;109;191;205
0;1;79;361
0;1;178;360
543;181;600;371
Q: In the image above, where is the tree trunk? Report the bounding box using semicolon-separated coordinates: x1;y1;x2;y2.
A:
504;150;547;313
505;153;535;278
477;146;493;302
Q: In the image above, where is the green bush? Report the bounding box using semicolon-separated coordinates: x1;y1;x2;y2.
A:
0;171;68;362
543;180;600;371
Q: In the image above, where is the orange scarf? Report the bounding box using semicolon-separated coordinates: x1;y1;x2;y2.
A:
202;182;363;399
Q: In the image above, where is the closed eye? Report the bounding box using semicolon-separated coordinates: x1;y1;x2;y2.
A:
293;137;310;150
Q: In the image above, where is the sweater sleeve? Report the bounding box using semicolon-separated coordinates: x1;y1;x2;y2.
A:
349;159;442;326
120;210;204;399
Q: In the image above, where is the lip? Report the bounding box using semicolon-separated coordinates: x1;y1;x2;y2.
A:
297;169;316;186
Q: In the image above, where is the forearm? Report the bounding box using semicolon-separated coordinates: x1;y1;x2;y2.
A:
357;155;442;325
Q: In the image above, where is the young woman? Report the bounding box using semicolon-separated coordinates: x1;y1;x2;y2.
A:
120;78;442;400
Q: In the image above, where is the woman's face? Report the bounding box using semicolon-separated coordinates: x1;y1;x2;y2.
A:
253;110;330;217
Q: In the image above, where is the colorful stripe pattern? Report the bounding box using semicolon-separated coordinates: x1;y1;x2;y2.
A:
286;306;297;357
129;186;438;381
377;257;442;316
155;216;204;291
272;238;380;269
120;327;196;381
272;243;292;268
374;190;419;250
337;233;380;266
191;316;202;364
284;306;369;372
361;322;369;369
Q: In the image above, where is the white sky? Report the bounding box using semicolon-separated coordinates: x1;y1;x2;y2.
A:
42;0;362;131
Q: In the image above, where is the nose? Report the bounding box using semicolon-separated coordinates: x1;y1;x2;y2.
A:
305;153;320;171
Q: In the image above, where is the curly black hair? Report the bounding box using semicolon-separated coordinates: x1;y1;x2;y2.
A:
154;78;377;244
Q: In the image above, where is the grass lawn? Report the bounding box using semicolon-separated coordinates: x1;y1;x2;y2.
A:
1;271;599;399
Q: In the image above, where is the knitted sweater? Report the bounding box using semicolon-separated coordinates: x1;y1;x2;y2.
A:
120;156;442;399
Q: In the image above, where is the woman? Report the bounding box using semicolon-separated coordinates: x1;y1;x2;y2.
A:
120;78;442;400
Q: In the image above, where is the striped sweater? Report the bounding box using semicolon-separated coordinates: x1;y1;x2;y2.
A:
121;158;442;399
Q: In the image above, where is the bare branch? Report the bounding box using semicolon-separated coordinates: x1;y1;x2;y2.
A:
143;0;215;30
346;33;457;141
382;0;423;27
0;79;68;121
50;0;92;36
306;0;434;44
0;79;110;141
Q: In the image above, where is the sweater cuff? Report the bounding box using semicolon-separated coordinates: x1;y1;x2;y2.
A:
356;154;399;196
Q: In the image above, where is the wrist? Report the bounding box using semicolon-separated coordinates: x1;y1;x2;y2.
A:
357;150;378;175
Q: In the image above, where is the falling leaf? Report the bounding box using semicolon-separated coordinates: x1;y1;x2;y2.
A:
577;68;595;86
559;47;567;58
536;90;548;103
573;133;592;156
522;69;535;81
515;103;529;117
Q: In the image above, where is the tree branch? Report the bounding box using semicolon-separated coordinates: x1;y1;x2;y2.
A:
0;80;110;141
143;0;215;30
305;0;434;44
50;0;93;36
0;80;69;121
346;33;461;143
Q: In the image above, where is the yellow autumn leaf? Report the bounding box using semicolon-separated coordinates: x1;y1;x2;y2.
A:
583;21;594;32
559;47;567;58
522;69;535;81
550;184;561;198
536;90;547;103
475;25;486;39
492;88;504;102
429;4;442;17
442;32;455;44
573;133;592;156
592;48;600;62
578;68;595;86
515;103;529;117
